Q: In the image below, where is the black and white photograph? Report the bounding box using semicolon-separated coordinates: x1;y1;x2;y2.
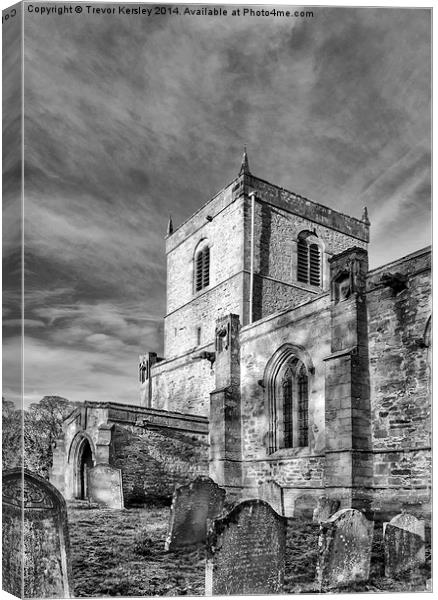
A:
2;1;432;597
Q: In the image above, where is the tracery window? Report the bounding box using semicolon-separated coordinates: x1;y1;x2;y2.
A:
194;244;210;292
266;349;310;453
297;232;322;287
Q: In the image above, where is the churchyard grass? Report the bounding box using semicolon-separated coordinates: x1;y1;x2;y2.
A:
68;507;431;596
69;506;205;597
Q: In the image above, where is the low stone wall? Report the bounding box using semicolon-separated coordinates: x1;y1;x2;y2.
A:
111;424;209;505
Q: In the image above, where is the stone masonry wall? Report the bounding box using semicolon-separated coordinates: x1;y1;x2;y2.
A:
366;247;431;517
244;194;368;285
164;184;246;356
239;295;331;489
251;275;315;321
166;194;245;314
111;424;209;505
242;181;368;321
371;450;431;521
151;348;214;416
164;275;244;358
243;455;325;489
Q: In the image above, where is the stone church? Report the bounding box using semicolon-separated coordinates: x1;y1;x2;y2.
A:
51;151;431;520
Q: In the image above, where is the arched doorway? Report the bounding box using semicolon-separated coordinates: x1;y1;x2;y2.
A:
76;438;94;499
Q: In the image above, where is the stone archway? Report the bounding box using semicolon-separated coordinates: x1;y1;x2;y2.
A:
69;433;96;500
77;438;93;499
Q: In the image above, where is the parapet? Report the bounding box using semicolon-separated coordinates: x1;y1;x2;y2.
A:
247;175;370;242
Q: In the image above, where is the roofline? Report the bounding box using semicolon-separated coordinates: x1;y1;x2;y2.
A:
82;400;208;422
168;175;241;237
248;173;369;228
368;245;431;275
168;170;370;239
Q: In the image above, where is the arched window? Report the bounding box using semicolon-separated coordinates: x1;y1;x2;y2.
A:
194;243;210;292
265;345;312;453
297;231;322;287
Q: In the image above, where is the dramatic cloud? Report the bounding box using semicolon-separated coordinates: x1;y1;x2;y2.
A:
3;5;430;407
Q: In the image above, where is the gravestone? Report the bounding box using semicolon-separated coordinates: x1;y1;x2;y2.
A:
317;508;374;590
313;496;340;523
165;476;226;551
294;493;317;520
2;469;72;598
205;499;287;595
88;464;124;509
383;512;425;577
258;479;284;515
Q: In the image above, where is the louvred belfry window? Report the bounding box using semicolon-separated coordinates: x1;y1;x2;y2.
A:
309;244;321;286
297;232;321;287
297;238;309;283
195;246;210;292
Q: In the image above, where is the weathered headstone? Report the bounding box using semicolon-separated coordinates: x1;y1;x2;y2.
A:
294;493;317;520
257;479;284;515
2;469;72;598
88;464;124;509
313;496;340;523
205;499;287;595
165;475;226;551
317;508;374;590
383;512;425;577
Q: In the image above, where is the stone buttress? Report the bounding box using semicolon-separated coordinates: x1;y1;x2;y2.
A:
323;247;373;509
209;314;243;492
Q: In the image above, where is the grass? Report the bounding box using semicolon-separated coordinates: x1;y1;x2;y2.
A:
68;506;431;596
68;506;205;597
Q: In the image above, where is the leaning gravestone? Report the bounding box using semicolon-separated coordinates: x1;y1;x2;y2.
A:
294;493;317;520
258;479;284;515
165;476;226;551
2;469;72;598
88;464;124;509
383;512;425;577
313;496;340;523
317;508;374;590
205;499;286;595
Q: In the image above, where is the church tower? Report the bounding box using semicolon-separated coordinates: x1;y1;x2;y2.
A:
143;151;370;415
164;150;370;358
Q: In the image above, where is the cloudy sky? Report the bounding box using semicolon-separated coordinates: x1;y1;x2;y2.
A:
3;4;431;408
